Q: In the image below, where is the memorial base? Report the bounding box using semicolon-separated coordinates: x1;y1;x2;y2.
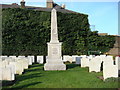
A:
44;60;66;70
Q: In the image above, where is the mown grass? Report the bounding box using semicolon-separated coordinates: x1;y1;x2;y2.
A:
2;64;119;89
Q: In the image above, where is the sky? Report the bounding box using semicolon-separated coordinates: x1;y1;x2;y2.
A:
1;0;119;35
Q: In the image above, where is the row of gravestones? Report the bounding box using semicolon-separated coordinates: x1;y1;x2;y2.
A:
0;56;44;81
0;55;120;81
63;55;120;80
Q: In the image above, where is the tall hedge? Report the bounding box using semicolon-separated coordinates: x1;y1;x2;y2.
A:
2;8;115;56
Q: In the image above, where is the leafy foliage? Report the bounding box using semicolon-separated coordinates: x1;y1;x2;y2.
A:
2;8;115;55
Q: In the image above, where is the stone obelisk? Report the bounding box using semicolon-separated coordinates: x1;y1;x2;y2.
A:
44;8;66;70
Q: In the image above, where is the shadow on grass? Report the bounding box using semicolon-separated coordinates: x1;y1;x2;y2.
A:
23;68;43;73
16;72;42;82
66;64;79;70
23;64;44;74
2;73;42;87
2;64;43;87
7;81;42;89
29;64;44;68
2;80;16;87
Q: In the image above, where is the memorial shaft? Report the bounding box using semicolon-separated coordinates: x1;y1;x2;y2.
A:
50;8;59;43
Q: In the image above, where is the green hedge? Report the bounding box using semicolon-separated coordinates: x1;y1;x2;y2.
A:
2;8;115;56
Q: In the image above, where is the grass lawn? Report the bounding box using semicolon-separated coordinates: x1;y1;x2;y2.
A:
2;63;119;89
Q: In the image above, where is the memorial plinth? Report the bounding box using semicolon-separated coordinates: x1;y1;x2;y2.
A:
44;8;66;70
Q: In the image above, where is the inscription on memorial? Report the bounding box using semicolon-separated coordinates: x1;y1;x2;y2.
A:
52;48;58;54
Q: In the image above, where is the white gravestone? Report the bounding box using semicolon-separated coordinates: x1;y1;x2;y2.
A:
9;56;16;59
28;56;34;64
103;56;113;65
89;56;102;72
37;56;44;64
2;67;13;81
2;60;9;67
115;56;120;75
0;61;6;68
1;56;7;60
18;58;29;69
44;8;66;70
6;65;15;80
103;57;118;80
63;55;73;63
115;57;120;70
72;55;78;62
29;56;35;63
81;57;90;67
9;61;24;75
27;56;33;65
0;68;2;80
18;56;25;58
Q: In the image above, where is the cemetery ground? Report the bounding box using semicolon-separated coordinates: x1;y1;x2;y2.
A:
2;63;119;89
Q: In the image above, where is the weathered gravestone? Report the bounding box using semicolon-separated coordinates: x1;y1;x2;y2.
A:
76;57;81;64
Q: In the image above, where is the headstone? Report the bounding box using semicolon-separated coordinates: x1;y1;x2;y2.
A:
9;56;16;59
1;56;7;60
2;67;13;81
6;64;16;74
103;56;113;65
44;8;66;70
37;56;44;64
18;56;25;58
72;55;78;62
0;68;2;80
76;57;81;64
103;56;118;80
2;60;9;67
80;55;87;57
9;61;24;75
103;65;118;80
81;57;90;67
116;57;120;70
28;56;34;63
115;56;120;74
63;55;72;63
0;61;6;68
100;55;106;57
30;56;35;63
89;56;102;72
5;57;15;64
27;56;33;65
6;65;15;80
18;57;29;69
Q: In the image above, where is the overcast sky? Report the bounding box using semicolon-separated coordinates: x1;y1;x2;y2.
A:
1;0;120;35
